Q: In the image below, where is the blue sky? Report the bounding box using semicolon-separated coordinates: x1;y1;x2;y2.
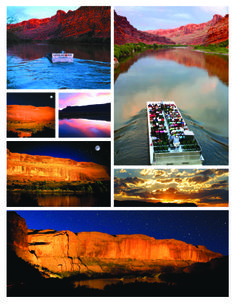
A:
7;6;78;23
115;6;229;30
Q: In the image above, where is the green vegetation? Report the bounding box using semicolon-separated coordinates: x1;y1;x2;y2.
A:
7;179;110;195
114;43;186;62
193;40;228;54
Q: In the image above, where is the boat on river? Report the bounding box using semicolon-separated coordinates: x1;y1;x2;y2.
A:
147;101;204;165
47;51;74;63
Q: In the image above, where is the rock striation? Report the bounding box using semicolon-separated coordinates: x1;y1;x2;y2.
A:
7;6;110;42
204;14;229;45
7;105;55;122
114;11;175;45
146;14;228;45
8;212;223;278
7;149;110;182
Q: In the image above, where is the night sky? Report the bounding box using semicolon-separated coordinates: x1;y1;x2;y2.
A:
7;93;55;107
7;141;110;167
13;210;228;256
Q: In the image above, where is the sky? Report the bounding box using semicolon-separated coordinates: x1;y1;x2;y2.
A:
7;93;55;107
7;6;78;24
114;169;228;207
7;141;110;167
12;210;228;256
59;92;111;110
115;6;229;30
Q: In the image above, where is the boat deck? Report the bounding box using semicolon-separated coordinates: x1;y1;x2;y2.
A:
47;52;74;63
147;101;204;165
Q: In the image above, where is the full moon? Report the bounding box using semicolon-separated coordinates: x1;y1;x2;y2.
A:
95;145;100;151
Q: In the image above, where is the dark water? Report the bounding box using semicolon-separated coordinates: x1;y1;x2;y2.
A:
7;43;110;89
7;192;110;207
59;118;111;137
114;48;228;165
74;277;162;290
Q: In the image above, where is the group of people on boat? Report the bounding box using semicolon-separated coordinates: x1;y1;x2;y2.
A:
148;102;190;150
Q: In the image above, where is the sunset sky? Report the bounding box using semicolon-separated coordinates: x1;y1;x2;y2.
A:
114;169;228;207
115;6;229;31
59;92;111;110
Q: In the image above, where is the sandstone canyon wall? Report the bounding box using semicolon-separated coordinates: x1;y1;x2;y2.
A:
114;11;175;45
7;105;55;122
146;14;228;45
8;212;223;278
7;6;110;42
7;149;110;182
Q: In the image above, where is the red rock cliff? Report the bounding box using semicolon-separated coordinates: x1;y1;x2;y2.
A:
7;6;110;41
7;149;110;182
7;105;55;122
8;212;223;278
114;11;175;45
146;14;228;45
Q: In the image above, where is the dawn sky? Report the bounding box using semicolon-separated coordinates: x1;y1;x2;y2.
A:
7;6;78;23
13;210;228;256
115;6;229;30
59;92;111;110
114;169;228;207
7;141;110;167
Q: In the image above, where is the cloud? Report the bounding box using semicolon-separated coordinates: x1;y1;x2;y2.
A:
200;6;228;16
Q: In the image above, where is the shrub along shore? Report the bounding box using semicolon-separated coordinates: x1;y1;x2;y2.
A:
114;41;229;65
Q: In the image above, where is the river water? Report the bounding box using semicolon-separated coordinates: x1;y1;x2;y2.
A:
59;118;111;138
7;42;110;89
114;48;228;165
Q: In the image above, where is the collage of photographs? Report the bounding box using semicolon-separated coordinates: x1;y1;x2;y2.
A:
2;3;232;303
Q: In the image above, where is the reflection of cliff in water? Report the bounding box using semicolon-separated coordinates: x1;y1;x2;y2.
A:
7;42;110;63
115;48;228;85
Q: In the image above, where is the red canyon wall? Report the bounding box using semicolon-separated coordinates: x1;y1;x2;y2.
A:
7;149;110;182
146;14;228;45
114;11;174;45
7;212;222;278
7;6;110;41
7;105;55;122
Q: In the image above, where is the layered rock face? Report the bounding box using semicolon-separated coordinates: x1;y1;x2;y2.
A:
7;6;110;41
114;11;175;45
8;212;222;278
7;105;55;122
146;14;228;45
204;14;229;45
7;149;110;182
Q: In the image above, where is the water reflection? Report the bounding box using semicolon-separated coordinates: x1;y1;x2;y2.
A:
7;192;110;207
115;48;228;85
114;48;228;165
7;42;110;62
59;118;111;137
7;42;111;89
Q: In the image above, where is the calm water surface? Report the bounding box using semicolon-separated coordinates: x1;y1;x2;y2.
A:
7;43;110;89
114;48;228;165
7;192;110;207
59;118;111;137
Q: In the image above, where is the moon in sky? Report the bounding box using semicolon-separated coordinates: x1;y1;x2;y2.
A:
95;145;100;151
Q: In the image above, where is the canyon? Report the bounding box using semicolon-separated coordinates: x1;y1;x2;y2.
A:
146;14;229;45
7;6;110;42
114;11;174;45
115;11;228;46
8;212;223;279
7;105;55;137
7;149;110;183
